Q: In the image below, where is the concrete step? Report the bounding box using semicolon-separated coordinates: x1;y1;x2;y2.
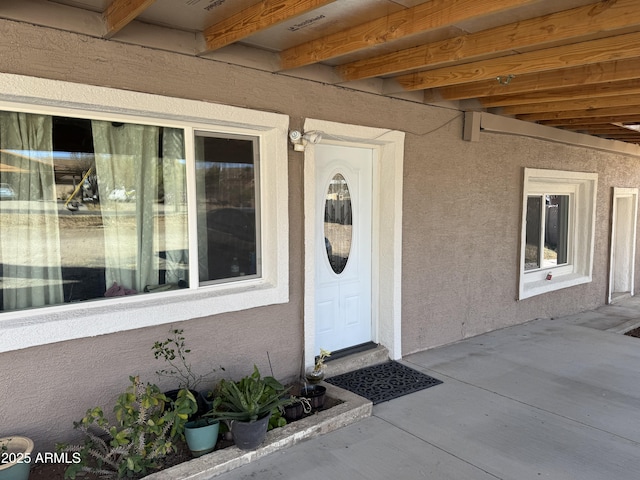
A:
324;344;389;378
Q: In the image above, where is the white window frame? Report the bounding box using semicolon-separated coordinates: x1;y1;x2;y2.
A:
519;168;598;300
0;73;289;353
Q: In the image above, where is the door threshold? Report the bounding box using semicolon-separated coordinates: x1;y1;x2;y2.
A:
610;292;633;304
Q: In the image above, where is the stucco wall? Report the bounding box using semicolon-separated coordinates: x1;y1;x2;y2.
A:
402;131;637;352
1;19;640;451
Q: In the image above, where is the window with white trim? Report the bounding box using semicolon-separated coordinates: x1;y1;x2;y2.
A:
0;112;269;311
519;168;598;299
0;74;288;353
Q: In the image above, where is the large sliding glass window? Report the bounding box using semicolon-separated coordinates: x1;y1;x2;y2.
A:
0;111;262;312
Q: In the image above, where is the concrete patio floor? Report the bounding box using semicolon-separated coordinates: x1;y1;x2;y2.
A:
207;297;640;479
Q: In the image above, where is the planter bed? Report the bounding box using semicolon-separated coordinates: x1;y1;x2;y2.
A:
29;383;370;480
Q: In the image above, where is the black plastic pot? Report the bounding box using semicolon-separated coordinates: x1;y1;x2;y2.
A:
283;400;305;421
300;385;326;410
198;390;215;414
229;411;272;450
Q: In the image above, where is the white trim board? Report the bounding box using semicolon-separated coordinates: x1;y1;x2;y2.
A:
464;111;640;158
608;187;638;303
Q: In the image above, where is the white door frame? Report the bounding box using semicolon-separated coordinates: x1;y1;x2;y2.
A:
608;187;638;303
303;119;405;368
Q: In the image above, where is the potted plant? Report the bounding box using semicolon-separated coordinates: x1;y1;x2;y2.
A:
305;348;331;384
0;436;34;480
152;328;220;415
282;395;311;422
206;366;293;450
199;388;216;412
183;417;219;458
57;376;197;479
300;384;327;410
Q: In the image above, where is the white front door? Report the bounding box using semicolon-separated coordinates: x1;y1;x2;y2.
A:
315;144;372;354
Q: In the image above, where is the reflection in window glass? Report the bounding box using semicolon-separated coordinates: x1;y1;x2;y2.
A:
324;173;352;274
524;194;569;272
0;111;188;312
525;196;542;271
195;133;260;283
544;195;569;267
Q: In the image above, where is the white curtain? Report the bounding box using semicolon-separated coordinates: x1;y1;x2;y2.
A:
161;128;188;285
92;121;160;292
92;122;188;292
0;112;64;310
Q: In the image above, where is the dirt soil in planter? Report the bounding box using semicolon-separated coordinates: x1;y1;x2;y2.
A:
29;445;193;480
29;394;342;480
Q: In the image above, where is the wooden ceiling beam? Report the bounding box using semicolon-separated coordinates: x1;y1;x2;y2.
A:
594;136;640;140
500;94;640;115
338;0;640;82
596;134;640;139
430;58;640;101
279;0;539;70
562;126;632;132
202;0;336;53
561;126;620;131
103;0;157;38
540;115;640;127
572;130;637;136
518;104;640;122
480;79;640;108
395;30;640;91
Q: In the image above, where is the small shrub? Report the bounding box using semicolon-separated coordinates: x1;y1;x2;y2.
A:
152;328;219;390
57;376;197;479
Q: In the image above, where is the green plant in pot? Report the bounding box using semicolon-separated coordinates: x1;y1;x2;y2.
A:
152;328;221;416
0;436;34;480
153;329;224;457
281;395;312;422
183;417;219;458
206;366;293;450
57;376;197;479
305;348;331;384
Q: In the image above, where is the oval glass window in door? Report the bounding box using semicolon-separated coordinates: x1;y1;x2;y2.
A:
324;173;352;274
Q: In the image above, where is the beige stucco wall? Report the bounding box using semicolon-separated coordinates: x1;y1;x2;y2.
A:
402;131;633;351
1;19;640;451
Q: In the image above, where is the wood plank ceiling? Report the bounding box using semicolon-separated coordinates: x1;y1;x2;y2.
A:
4;0;640;144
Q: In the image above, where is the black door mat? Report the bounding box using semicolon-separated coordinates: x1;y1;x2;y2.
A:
325;361;442;405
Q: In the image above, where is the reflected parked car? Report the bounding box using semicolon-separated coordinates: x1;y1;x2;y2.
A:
107;187;136;202
0;183;16;200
